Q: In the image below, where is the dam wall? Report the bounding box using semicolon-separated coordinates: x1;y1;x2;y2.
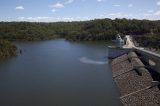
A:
109;47;160;105
135;48;160;74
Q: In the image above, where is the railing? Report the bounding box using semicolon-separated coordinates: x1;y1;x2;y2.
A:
135;47;160;74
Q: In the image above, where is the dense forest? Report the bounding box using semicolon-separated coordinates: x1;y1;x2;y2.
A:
0;18;160;51
0;18;160;41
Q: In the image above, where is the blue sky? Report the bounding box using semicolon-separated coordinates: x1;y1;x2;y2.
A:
0;0;160;22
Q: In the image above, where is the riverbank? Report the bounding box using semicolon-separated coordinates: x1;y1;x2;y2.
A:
0;39;17;58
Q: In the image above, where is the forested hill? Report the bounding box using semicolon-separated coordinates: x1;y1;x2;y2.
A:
0;18;160;48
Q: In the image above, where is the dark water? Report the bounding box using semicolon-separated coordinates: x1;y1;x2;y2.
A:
0;39;122;106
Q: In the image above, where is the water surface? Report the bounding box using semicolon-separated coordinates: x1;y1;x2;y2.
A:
0;39;121;106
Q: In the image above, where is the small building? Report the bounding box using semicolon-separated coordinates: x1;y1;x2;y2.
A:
116;34;124;48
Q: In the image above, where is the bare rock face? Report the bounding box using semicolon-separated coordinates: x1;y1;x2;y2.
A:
111;51;160;106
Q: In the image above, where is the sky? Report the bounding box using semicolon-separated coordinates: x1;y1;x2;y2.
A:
0;0;160;22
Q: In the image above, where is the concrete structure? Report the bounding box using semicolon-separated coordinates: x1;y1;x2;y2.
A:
109;35;160;105
116;34;125;48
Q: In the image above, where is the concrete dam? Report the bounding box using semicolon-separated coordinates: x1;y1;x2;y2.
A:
108;35;160;105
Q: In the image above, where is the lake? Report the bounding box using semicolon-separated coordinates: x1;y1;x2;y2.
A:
0;39;122;106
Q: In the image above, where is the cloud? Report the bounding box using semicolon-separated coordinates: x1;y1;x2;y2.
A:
157;1;160;5
148;9;154;13
15;6;24;10
99;12;136;19
65;0;74;4
17;16;90;22
113;4;120;7
143;13;152;16
108;12;122;17
97;0;104;2
49;3;64;8
145;10;160;16
99;11;160;20
18;16;50;21
154;10;160;15
52;9;56;12
128;4;133;7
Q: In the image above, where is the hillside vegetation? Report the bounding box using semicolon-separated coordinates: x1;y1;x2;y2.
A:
0;18;160;48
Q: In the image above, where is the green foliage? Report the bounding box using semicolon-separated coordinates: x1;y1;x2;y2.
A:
0;39;17;58
0;18;160;48
134;33;160;49
0;22;57;41
0;19;125;41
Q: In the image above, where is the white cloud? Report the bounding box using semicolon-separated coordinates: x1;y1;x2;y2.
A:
154;10;160;15
18;16;50;21
103;12;135;19
65;0;74;4
49;3;64;8
143;13;152;16
108;13;116;16
148;9;154;13
17;16;90;22
97;0;104;2
52;9;56;12
157;1;160;5
128;4;133;7
108;12;122;17
113;4;120;7
15;6;24;10
99;11;160;20
144;10;160;16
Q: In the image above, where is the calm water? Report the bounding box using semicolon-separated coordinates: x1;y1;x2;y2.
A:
0;39;122;106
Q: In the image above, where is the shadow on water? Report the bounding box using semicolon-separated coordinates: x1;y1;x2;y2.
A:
79;56;108;65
